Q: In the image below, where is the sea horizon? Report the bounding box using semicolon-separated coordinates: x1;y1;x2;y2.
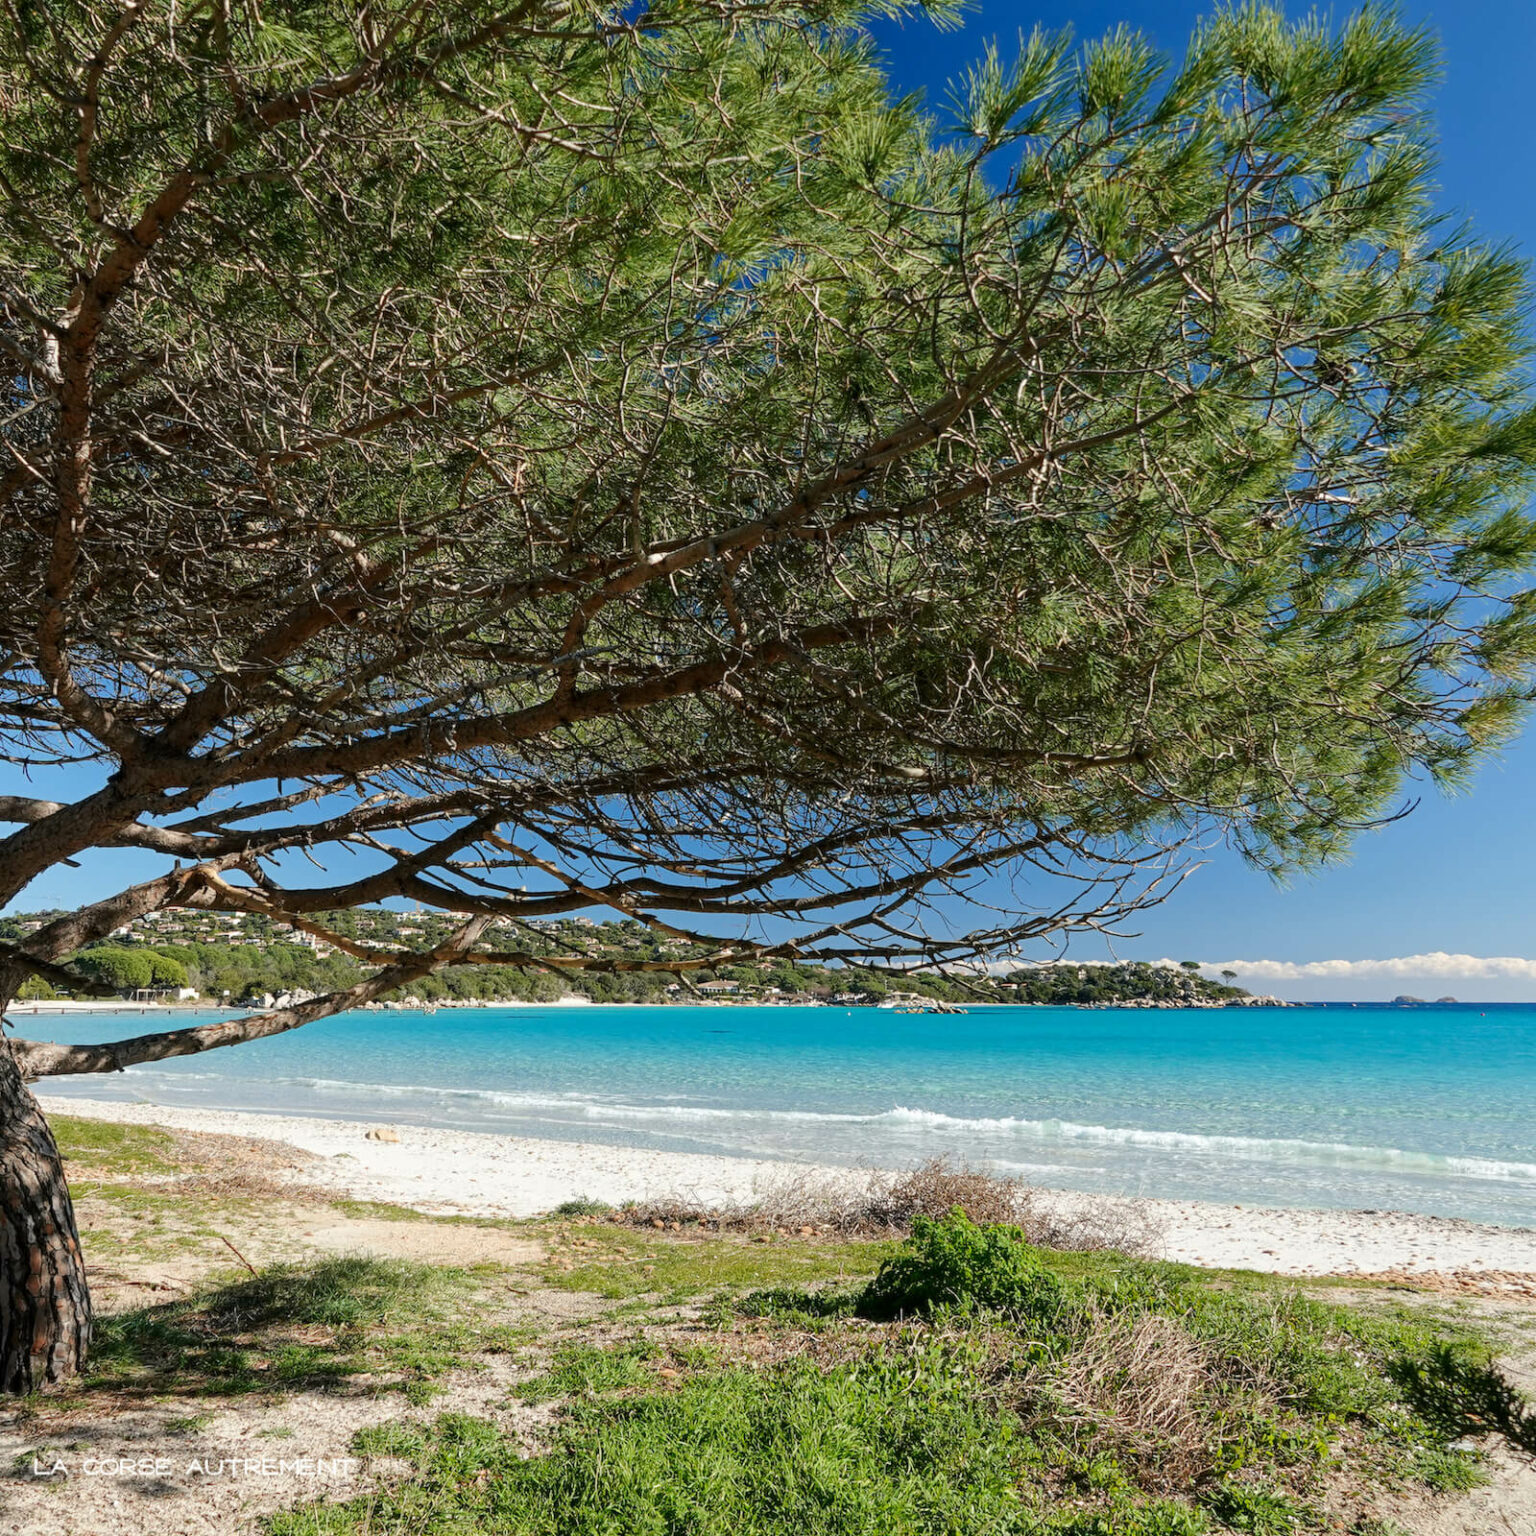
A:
27;1000;1536;1229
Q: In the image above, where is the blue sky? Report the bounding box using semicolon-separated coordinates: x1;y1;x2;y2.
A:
866;0;1536;999
8;3;1536;1000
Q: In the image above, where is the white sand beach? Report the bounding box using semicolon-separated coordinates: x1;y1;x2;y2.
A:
42;1096;1536;1281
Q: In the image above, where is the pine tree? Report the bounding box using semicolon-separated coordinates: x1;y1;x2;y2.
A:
2;1;1535;1387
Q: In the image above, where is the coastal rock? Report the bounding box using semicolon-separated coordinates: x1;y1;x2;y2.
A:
365;1126;401;1143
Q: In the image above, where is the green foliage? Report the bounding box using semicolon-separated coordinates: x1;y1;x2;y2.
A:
1200;1481;1309;1534
4;0;1535;987
186;942;360;1003
275;1350;1051;1536
858;1211;1068;1322
73;946;155;993
551;1197;614;1218
70;944;189;993
146;950;189;987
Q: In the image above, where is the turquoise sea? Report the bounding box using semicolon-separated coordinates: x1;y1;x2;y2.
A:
27;1001;1536;1227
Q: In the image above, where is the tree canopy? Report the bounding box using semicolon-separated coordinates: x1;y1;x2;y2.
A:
2;0;1535;1075
70;947;187;993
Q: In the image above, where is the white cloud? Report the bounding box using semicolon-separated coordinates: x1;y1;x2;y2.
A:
1195;952;1536;981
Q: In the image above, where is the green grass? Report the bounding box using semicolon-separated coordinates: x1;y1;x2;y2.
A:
541;1223;894;1299
517;1338;662;1400
268;1348;1245;1535
198;1253;454;1329
52;1115;179;1175
84;1255;517;1399
327;1198;432;1223
275;1350;1070;1536
264;1217;1524;1536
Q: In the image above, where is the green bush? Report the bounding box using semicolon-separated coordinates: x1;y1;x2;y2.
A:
552;1197;614;1217
857;1210;1068;1322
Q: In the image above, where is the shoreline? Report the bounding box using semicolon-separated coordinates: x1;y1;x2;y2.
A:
41;1095;1536;1280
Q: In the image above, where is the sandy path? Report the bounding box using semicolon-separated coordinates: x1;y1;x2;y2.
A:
42;1095;1536;1278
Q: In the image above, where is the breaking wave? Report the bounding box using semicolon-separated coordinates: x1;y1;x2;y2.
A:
107;1070;1536;1185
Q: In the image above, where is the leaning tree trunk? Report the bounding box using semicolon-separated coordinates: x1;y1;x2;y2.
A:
0;1035;91;1392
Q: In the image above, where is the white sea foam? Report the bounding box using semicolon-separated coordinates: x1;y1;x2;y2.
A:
100;1069;1536;1187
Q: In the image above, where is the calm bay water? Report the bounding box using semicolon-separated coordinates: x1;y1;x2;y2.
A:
28;1001;1536;1226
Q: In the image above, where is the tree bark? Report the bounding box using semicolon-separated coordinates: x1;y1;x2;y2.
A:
0;1036;91;1392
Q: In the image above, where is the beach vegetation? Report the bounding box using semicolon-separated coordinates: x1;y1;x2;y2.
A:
857;1209;1070;1321
327;1198;433;1224
83;1255;521;1401
51;1115;178;1176
552;1197;616;1218
606;1155;1161;1254
541;1220;894;1300
11;1140;1528;1535
263;1222;1521;1535
4;0;1536;1391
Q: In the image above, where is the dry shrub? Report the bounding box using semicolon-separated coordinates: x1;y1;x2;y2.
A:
1023;1190;1166;1258
615;1166;871;1236
862;1158;1029;1229
172;1171;338;1203
611;1156;1159;1255
1033;1309;1214;1488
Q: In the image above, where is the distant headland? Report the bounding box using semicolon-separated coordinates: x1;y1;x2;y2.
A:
0;907;1278;1010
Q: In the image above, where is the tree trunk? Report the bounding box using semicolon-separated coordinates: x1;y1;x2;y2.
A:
0;1037;91;1392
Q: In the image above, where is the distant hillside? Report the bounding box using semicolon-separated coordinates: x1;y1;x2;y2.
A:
1003;961;1255;1007
0;908;1254;1007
